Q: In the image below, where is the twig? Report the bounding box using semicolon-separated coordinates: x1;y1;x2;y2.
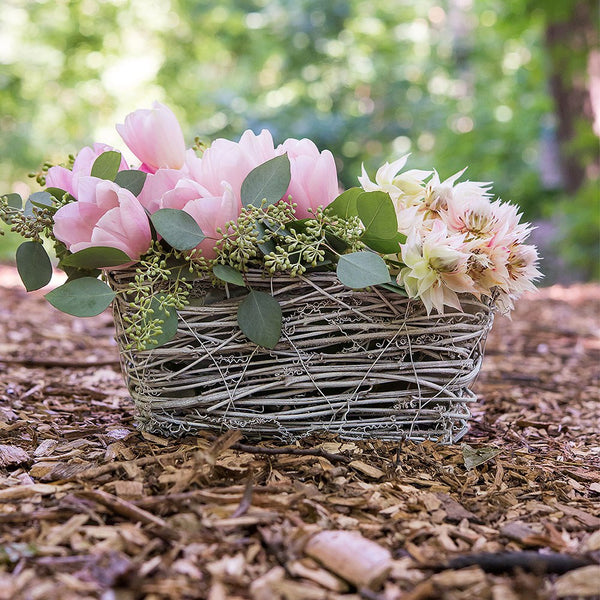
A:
0;357;121;368
231;476;254;518
441;552;595;574
76;489;179;542
230;441;352;464
132;483;294;509
55;449;191;483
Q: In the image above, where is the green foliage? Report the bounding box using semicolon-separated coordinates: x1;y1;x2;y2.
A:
16;241;52;291
336;251;391;288
90;151;122;180
139;294;179;350
327;188;361;220
240;154;291;208
114;170;147;196
557;181;600;280
237;290;282;348
212;263;246;287
61;247;132;269
150;209;206;250
45;277;116;317
356;191;405;254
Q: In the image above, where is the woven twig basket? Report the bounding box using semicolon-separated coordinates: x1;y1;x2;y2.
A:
109;270;494;443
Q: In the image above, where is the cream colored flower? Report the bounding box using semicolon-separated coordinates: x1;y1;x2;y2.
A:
398;221;476;314
422;168;492;217
358;154;431;206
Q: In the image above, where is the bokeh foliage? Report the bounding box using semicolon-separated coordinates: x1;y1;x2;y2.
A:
1;0;598;277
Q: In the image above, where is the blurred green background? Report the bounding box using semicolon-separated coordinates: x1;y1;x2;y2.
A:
1;0;598;282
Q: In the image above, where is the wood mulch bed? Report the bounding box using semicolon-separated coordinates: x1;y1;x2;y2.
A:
0;265;598;600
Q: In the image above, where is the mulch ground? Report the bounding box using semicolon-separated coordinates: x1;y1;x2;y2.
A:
0;265;598;600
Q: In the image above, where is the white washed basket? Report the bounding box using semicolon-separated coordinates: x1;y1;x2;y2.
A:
109;270;494;443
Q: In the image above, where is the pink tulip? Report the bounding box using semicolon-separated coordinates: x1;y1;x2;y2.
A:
190;129;278;206
161;179;239;259
45;143;129;198
53;177;152;264
116;102;186;173
278;138;339;219
137;168;187;214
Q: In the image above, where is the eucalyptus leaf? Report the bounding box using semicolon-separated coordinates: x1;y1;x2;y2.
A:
237;290;282;349
241;154;291;208
114;169;147;196
255;220;276;255
326;187;362;219
61;246;132;269
90;151;122;181
4;193;22;209
356;191;398;237
213;264;246;287
16;241;52;291
336;251;391;288
45;277;115;317
64;266;102;281
285;218;311;233
140;294;179;350
379;282;408;296
45;187;73;203
25;191;56;216
361;231;405;254
2;193;23;224
150;208;205;250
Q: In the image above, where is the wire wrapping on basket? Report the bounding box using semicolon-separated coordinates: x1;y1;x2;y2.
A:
108;269;495;443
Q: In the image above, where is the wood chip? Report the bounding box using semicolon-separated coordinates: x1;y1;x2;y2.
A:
0;444;29;467
304;529;392;590
555;566;600;597
349;460;385;480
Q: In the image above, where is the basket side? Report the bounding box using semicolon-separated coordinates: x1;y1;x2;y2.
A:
109;270;494;443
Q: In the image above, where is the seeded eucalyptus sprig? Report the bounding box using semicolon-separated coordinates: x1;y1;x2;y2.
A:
1;150;406;352
119;243;207;350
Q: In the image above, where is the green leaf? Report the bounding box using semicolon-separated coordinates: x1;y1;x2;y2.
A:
4;193;22;209
45;187;72;202
379;282;408;296
16;241;52;291
25;192;56;216
462;444;502;470
150;208;205;251
45;277;115;317
61;247;132;269
1;193;23;224
141;294;179;350
237;290;282;349
90;151;122;181
324;231;350;253
114;170;147;196
361;231;406;254
285;218;311;233
336;251;391;288
64;267;102;281
213;264;246;287
255;220;277;255
357;191;398;238
326;187;362;219
241;154;291;208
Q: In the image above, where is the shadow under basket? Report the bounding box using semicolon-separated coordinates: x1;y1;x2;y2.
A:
109;270;495;443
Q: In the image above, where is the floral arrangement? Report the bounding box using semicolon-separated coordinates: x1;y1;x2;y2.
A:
0;102;540;351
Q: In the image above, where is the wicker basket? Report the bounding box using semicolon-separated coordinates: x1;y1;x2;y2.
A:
109;270;494;443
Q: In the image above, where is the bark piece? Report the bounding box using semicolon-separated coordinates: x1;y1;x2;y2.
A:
304;529;392;590
555;566;600;598
0;444;29;467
